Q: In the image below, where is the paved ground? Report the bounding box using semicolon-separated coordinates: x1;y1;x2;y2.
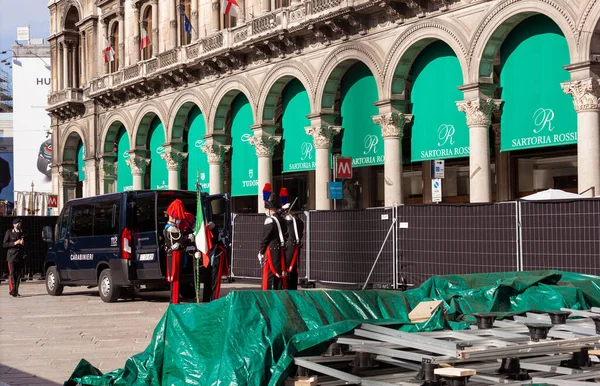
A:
0;280;261;386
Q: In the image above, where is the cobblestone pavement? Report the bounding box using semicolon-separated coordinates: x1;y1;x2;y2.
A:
0;280;260;385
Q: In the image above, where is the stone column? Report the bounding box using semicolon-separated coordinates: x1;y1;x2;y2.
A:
133;4;141;62
457;98;501;203
191;0;199;41
562;77;600;197
59;166;78;206
161;150;187;190
99;158;117;195
306;125;341;210
169;0;177;49
372;112;412;206
237;0;245;23
51;42;57;91
126;154;150;190
118;14;125;69
152;0;159;57
84;158;98;197
201;142;230;195
102;21;110;74
71;44;77;88
212;0;220;32
80;33;87;86
249;131;281;213
62;42;69;88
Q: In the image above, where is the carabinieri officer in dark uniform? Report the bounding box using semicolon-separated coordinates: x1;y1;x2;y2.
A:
3;219;25;297
258;184;288;290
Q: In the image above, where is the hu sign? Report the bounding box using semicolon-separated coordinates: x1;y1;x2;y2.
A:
335;157;352;179
48;195;58;208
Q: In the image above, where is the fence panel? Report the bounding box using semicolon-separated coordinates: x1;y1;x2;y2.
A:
396;203;518;286
231;213;307;279
0;216;58;280
308;208;395;287
520;199;600;275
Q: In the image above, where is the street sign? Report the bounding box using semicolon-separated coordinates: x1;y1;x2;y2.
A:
48;195;58;208
432;179;442;203
433;160;445;179
335;157;353;179
329;181;343;200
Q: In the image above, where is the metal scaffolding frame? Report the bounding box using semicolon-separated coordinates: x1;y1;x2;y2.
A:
292;309;600;385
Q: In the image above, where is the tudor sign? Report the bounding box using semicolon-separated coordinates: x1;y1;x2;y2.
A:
335;157;353;179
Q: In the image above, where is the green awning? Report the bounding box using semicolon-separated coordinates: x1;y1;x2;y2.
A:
116;126;133;192
77;142;85;182
231;94;257;197
411;41;468;162
500;15;576;151
149;118;168;190
187;106;210;191
282;79;313;173
340;62;382;167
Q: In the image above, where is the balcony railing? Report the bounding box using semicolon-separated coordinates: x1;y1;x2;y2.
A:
47;88;84;107
87;0;365;97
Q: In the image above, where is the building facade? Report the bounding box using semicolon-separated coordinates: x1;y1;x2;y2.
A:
46;0;600;212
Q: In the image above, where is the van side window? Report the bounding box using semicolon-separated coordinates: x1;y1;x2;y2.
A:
94;200;121;236
55;207;70;241
133;196;155;233
70;204;94;238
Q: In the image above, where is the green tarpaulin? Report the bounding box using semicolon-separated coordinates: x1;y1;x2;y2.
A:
66;270;600;386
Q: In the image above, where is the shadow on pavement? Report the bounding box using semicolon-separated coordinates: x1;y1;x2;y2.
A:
0;365;62;386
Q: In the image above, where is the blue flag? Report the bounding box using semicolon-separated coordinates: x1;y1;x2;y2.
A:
179;4;192;34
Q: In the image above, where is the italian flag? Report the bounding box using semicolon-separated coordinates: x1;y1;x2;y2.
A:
140;22;151;50
222;0;239;17
195;191;212;258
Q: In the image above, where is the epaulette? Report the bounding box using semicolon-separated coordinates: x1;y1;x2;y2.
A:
264;217;273;225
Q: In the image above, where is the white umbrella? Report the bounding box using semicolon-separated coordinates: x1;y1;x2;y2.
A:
521;188;583;201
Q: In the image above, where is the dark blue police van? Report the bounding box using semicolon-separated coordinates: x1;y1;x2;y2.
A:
42;190;230;302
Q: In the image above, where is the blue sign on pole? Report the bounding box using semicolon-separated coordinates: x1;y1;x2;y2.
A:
329;181;343;200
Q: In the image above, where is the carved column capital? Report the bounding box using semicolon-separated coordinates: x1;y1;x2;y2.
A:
134;36;140;43
201;144;230;164
126;155;150;176
562;77;600;112
305;125;341;150
170;20;177;28
100;159;117;180
161;151;187;171
212;0;220;10
59;167;78;184
372;112;413;139
249;135;281;158
456;98;502;127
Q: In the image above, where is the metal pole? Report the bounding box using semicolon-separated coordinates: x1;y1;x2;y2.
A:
362;218;396;290
332;155;337;211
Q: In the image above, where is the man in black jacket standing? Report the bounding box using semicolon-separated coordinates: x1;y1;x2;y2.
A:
258;201;288;290
3;219;25;297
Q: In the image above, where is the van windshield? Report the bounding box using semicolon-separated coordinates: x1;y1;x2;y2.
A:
156;191;198;230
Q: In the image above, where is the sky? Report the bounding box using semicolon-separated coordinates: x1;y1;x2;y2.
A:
0;0;50;78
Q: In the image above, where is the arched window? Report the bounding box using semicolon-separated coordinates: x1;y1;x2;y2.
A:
222;6;236;29
142;7;153;60
275;0;289;9
179;0;192;46
63;6;81;89
110;22;119;73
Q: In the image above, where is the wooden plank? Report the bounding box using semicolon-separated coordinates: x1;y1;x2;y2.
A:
434;368;476;377
408;300;443;323
284;376;318;386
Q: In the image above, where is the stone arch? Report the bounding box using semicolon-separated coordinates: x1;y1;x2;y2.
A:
579;0;600;62
61;124;87;164
209;77;257;133
314;43;384;111
61;0;82;31
469;0;578;83
167;90;210;142
100;116;131;156
139;2;153;23
382;20;470;99
132;101;168;148
257;62;315;122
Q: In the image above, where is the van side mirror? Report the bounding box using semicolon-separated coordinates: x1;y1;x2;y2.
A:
42;226;53;243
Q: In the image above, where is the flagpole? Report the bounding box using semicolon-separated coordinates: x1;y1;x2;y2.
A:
195;168;201;303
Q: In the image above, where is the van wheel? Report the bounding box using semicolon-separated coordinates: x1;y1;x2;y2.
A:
46;266;64;296
98;269;121;303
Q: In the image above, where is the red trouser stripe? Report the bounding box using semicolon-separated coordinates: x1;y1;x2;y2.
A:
214;246;227;299
288;246;299;272
170;250;181;304
7;262;12;292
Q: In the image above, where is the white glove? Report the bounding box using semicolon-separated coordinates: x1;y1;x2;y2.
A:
194;251;202;259
258;253;265;267
188;233;195;242
171;242;181;251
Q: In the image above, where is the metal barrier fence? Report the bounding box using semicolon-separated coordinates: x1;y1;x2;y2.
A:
0;216;58;280
225;199;600;287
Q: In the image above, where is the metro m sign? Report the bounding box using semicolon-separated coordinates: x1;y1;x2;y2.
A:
335;157;353;179
48;195;58;208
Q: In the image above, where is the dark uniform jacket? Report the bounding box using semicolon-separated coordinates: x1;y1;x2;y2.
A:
3;229;24;262
259;213;288;257
285;214;304;246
